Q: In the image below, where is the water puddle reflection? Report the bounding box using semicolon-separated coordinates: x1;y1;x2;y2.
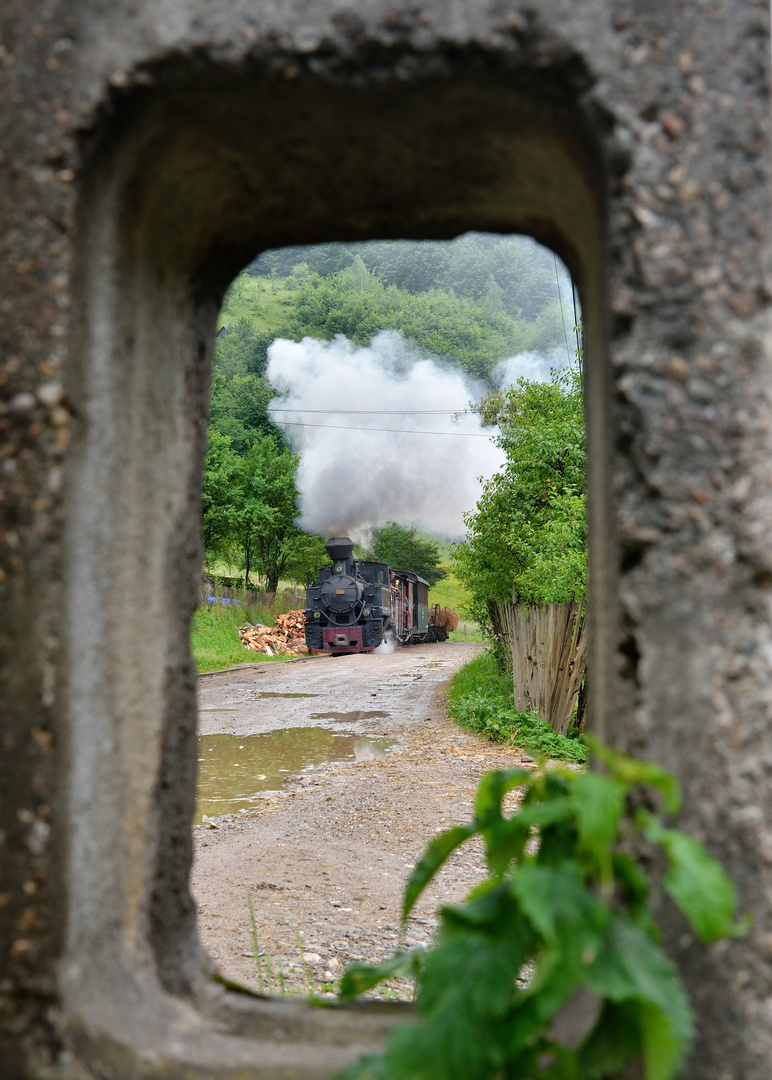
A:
196;728;395;823
255;692;319;699
309;710;390;722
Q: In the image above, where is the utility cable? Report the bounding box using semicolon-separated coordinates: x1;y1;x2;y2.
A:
553;251;572;364
268;408;472;415
275;421;494;437
571;282;581;355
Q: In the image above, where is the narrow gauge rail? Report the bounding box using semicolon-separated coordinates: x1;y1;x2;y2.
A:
304;537;449;655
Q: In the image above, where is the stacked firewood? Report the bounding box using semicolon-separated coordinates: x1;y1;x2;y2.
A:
238;609;309;656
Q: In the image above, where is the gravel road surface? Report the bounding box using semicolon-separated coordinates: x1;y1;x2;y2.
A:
192;641;532;998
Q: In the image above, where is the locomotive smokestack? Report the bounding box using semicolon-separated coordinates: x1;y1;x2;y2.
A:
325;537;355;561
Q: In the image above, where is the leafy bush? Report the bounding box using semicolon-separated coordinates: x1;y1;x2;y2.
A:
337;741;747;1080
447;651;587;765
451;367;586;635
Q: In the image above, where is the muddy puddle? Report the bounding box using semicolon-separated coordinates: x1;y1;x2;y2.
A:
309;710;390;723
196;728;396;823
255;692;319;699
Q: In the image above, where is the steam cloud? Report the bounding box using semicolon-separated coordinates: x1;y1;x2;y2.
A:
265;331;507;538
494;347;568;388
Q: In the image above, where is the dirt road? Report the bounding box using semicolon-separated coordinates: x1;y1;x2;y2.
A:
192;642;531;998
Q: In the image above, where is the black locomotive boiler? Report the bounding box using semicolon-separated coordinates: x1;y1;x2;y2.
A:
304;536;450;656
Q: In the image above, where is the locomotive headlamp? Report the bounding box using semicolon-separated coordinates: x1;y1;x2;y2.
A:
335;563;344;573
314;611;320;618
363;607;370;616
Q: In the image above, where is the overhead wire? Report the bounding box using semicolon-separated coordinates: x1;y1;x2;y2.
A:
553;251;572;364
210;403;494;435
571;282;581;355
268;408;472;415
275;421;494;437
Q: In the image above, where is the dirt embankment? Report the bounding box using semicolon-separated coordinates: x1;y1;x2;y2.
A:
192;642;531;997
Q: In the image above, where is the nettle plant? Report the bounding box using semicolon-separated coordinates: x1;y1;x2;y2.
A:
338;739;746;1080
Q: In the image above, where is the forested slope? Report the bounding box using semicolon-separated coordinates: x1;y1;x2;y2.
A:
203;234;574;584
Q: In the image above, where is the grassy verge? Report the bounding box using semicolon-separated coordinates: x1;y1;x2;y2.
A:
429;569;484;643
191;601;298;673
446;649;587;764
447;624;484;643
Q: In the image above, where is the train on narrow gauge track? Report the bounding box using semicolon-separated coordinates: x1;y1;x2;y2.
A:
304;536;450;655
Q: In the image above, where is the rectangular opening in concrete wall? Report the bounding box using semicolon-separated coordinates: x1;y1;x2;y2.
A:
191;233;587;1000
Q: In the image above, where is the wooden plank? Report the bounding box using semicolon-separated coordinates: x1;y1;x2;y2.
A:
492;600;588;735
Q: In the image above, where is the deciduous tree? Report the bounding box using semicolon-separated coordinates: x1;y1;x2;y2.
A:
372;522;448;587
451;366;585;634
234;435;325;592
201;430;240;561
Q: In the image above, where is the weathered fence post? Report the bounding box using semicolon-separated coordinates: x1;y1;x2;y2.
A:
488;600;511;667
491;600;588;736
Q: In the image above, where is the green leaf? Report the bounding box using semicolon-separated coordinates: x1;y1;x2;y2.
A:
509;865;609;1031
338;950;425;1001
438;880;516;934
538;1042;581;1080
506;795;575;836
570;772;627;860
585;736;681;813
473;769;533;877
474;768;531;826
417;931;525;1018
575;1000;643;1080
610;853;651;920
657;828;747;943
586;917;693;1066
385;933;529;1080
511;863;607;1013
638;1001;684;1080
403;824;476;923
512;863;590;945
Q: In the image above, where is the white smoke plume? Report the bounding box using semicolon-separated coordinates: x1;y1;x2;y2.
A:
494;347;567;388
265;331;505;538
373;628;398;655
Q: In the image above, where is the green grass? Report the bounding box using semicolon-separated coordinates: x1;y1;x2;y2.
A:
429;569;484;642
218;275;297;337
446;649;587;764
203;560;307;604
191;600;298;673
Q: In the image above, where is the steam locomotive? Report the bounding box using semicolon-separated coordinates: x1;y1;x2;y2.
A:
304;536;450;656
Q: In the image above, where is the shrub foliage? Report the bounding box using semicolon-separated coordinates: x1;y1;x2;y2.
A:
337;742;746;1080
451;367;586;635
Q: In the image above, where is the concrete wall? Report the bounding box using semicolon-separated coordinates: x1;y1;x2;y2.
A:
1;1;769;1076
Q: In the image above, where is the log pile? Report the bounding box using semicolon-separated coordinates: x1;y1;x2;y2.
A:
430;605;459;634
238;610;309;656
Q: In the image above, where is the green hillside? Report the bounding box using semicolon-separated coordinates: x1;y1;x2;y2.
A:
217;274;296;337
200;236;571;619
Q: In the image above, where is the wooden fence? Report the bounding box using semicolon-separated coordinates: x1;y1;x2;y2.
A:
200;578;304;611
490;599;588;736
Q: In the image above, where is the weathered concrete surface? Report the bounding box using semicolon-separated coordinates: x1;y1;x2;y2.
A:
0;1;770;1077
